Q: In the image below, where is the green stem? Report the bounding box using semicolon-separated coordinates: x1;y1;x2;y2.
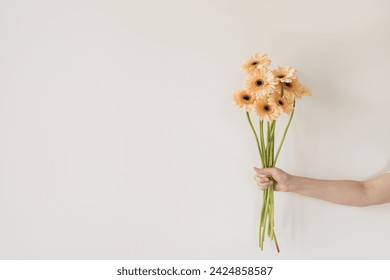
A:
268;188;273;236
259;192;267;250
271;121;276;166
266;121;272;167
259;120;266;166
246;112;262;161
273;230;280;253
274;100;296;164
267;189;272;238
260;189;270;248
260;190;269;228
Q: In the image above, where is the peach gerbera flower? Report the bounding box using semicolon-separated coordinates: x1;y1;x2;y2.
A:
244;67;276;98
253;96;281;121
241;53;271;75
273;66;297;83
279;79;311;99
232;89;256;112
269;92;294;115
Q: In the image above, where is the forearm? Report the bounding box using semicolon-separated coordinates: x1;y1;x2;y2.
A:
289;176;369;207
254;167;390;206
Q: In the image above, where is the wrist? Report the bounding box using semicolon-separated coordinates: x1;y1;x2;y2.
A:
286;174;298;192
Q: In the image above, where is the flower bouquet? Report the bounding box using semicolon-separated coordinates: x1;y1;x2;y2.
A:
232;53;311;252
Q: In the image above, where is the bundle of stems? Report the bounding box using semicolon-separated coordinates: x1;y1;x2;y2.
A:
246;86;295;253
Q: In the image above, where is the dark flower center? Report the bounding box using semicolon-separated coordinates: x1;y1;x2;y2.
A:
256;79;263;86
251;61;258;66
264;105;270;111
278;100;284;106
285;82;292;88
243;95;251;101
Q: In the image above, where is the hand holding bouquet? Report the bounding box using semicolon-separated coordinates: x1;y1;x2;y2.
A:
232;53;311;252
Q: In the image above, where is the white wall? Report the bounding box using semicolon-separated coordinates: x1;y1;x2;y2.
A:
0;0;389;259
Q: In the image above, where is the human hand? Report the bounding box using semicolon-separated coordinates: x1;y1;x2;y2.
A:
253;167;293;192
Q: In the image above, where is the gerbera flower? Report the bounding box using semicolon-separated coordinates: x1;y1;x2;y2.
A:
244;67;276;98
279;79;311;99
253;96;281;121
269;92;294;115
273;66;297;83
232;89;256;112
241;53;271;75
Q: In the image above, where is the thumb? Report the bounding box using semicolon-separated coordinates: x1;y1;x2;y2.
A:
253;167;277;177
